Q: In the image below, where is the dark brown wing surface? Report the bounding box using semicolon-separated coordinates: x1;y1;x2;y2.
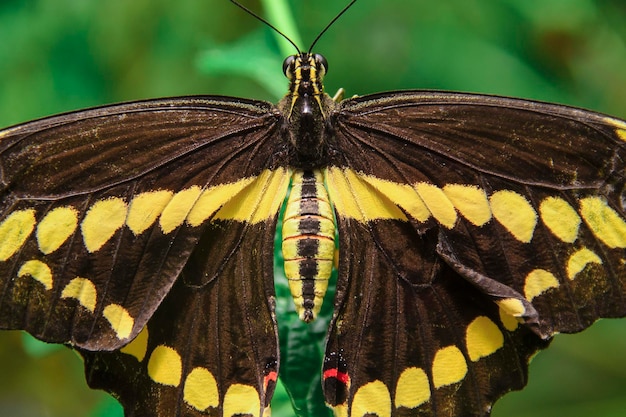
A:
0;96;287;416
323;91;626;416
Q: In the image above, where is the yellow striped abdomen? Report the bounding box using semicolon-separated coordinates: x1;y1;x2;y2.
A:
282;170;336;322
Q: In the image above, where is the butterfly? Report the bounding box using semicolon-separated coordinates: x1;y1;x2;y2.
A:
1;1;626;417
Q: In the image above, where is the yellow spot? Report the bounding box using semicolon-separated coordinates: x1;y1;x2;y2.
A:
126;190;173;235
184;367;219;411
466;316;504;361
567;247;602;280
17;260;53;290
539;196;581;243
580;196;626;248
490;190;537;242
215;168;291;224
617;129;626;142
223;384;260;417
498;305;519;331
120;326;149;361
524;269;559;300
443;184;491;226
147;345;182;387
358;173;429;221
103;304;134;339
604;116;626;135
325;168;407;222
36;206;78;254
496;298;525;317
187;178;255;226
61;277;97;312
0;209;36;261
332;404;348;417
81;198;127;252
415;182;457;228
351;380;391;417
432;345;467;388
395;367;430;408
159;186;202;234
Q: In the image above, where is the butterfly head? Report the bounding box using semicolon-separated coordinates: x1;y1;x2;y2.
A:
282;52;328;118
279;52;336;167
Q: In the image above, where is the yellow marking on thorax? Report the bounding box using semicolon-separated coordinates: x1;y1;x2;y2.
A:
351;380;392;417
36;206;79;254
395;367;430;408
127;190;173;235
183;367;219;411
465;316;504;361
17;260;53;290
431;345;467;388
524;269;559;300
223;384;261;417
147;345;183;386
61;277;97;312
81;198;127;252
0;209;36;261
120;326;149;361
539;196;581;243
102;303;134;339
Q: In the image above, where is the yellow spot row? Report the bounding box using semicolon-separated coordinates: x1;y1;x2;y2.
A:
1;169;625;260
0;169;290;259
324;168;626;249
14;259;134;339
137;342;264;415
334;316;505;416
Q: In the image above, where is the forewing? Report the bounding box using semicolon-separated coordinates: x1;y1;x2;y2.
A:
0;96;284;350
323;91;626;415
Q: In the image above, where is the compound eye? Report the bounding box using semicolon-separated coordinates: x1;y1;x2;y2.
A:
282;55;296;79
313;53;328;76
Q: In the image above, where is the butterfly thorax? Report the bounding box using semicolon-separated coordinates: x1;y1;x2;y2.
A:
278;52;337;168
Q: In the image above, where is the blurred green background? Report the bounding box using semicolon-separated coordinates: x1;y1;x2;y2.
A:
1;0;626;416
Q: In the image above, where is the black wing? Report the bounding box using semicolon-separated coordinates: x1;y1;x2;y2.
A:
0;96;288;416
323;91;626;416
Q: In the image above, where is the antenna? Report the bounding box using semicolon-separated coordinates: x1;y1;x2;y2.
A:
308;0;356;53
230;0;301;54
230;0;357;54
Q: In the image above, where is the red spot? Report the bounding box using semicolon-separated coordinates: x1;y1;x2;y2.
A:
264;371;278;387
323;368;350;385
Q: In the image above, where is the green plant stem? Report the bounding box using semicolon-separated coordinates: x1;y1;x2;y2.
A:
260;0;303;57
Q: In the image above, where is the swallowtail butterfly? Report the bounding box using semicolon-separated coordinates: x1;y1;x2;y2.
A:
1;1;626;416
